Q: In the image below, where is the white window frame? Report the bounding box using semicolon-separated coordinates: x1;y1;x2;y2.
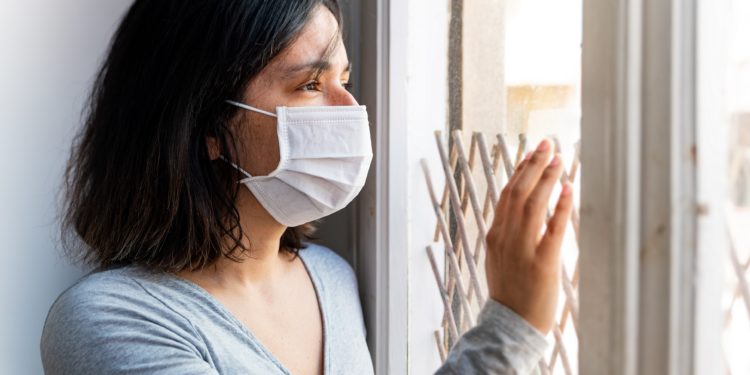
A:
356;0;450;373
356;0;410;373
580;0;727;374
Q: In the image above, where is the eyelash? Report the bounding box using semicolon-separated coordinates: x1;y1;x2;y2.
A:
298;80;354;92
300;81;321;92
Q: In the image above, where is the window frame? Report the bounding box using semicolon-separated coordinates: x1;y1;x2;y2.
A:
580;0;727;374
355;0;410;373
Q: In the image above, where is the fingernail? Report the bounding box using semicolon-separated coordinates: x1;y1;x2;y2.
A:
536;138;550;152
549;154;561;167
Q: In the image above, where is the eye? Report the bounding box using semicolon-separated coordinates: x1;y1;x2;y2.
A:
299;80;321;92
342;82;354;91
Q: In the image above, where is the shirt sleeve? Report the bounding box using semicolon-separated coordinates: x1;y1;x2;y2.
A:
434;299;549;375
40;277;219;375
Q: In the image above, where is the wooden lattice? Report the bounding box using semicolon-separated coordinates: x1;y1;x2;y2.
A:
728;222;750;328
422;130;581;374
725;150;750;375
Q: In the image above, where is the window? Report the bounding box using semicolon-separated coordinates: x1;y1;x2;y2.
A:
415;0;582;373
723;0;750;373
356;0;746;373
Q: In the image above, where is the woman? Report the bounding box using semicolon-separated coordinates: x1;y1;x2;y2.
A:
41;1;572;374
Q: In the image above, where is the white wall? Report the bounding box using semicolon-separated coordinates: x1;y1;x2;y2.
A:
0;1;133;373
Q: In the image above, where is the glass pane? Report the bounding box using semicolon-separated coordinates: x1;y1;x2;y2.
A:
724;0;750;373
422;0;582;373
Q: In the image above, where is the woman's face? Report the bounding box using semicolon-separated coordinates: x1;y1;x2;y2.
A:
233;5;356;178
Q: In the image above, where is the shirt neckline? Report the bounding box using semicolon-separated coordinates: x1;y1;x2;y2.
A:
164;248;328;375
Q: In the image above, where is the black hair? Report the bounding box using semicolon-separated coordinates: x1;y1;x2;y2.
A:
63;0;342;272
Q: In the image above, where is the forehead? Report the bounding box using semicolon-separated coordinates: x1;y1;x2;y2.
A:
271;6;348;72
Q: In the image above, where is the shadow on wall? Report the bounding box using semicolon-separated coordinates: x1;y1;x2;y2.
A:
0;1;134;373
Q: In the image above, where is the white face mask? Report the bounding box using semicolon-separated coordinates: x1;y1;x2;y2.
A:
224;100;373;227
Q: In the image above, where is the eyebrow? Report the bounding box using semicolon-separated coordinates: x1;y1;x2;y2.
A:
281;60;353;78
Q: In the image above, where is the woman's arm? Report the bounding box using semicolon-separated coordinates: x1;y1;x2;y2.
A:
435;138;573;374
435;299;547;374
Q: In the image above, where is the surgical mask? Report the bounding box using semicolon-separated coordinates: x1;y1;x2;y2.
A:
224;100;373;227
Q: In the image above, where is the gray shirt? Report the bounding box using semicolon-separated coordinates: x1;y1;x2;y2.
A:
41;243;547;374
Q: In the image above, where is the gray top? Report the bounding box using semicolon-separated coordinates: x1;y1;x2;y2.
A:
41;243;547;374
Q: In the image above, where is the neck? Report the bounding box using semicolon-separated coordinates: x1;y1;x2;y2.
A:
180;189;290;288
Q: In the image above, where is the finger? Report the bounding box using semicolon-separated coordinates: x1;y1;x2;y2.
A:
537;183;574;261
521;153;565;244
507;138;554;216
491;158;529;230
508;152;531;188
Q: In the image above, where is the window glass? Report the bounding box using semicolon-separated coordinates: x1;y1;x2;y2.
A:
724;0;750;373
423;0;582;373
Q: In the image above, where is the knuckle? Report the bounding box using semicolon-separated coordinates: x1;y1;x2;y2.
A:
510;184;525;200
552;218;568;236
529;152;542;165
545;220;559;236
523;198;539;216
542;166;557;179
501;185;511;201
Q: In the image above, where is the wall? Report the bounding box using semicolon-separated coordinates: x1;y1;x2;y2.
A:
0;1;134;373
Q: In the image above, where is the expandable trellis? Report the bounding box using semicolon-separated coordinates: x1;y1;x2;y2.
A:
421;130;580;374
726;162;750;375
727;217;750;335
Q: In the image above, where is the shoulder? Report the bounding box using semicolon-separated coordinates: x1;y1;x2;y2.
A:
300;243;358;289
43;267;151;326
300;242;354;273
299;242;360;298
41;267;205;374
42;266;177;325
299;243;368;336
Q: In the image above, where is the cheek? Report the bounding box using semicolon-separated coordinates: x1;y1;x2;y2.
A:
237;115;280;177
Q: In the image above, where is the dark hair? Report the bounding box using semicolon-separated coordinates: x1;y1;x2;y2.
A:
62;0;342;272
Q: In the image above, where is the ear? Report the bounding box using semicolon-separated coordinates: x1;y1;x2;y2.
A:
206;136;221;160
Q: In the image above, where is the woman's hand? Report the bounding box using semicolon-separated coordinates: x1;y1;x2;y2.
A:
485;138;573;335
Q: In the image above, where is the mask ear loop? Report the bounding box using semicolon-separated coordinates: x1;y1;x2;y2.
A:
218;155;254;181
222;100;280;182
225;100;278;118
